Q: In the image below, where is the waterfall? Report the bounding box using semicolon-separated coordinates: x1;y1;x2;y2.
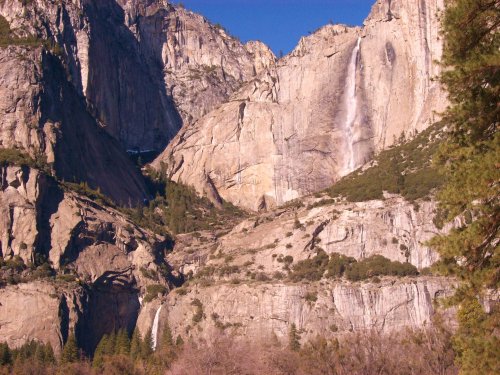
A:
151;305;162;351
341;37;361;176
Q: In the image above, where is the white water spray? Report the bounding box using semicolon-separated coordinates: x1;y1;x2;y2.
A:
151;305;162;351
342;37;361;175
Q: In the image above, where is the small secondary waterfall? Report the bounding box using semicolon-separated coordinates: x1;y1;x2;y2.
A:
341;37;361;176
151;305;162;351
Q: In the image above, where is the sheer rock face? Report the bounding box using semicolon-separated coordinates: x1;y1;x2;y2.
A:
0;45;149;205
135;195;454;344
0;0;181;152
0;166;170;352
0;0;275;152
154;278;454;346
0;282;70;353
153;0;447;211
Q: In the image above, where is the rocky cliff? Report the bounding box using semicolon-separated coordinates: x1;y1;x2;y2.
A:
147;277;454;347
153;0;447;211
0;0;275;152
0;165;173;353
137;193;455;347
0;42;148;205
0;0;455;358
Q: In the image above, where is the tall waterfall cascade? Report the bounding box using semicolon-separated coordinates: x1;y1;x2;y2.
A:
151;305;162;350
341;37;362;176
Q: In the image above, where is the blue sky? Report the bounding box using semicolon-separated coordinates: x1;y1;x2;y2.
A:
176;0;374;55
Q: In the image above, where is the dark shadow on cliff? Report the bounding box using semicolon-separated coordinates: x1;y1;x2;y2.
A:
76;273;140;355
39;50;149;206
34;173;64;261
82;0;182;152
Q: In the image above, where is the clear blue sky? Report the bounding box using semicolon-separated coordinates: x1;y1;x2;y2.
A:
176;0;374;55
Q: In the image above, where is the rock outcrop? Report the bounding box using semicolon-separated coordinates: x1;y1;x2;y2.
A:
0;0;181;152
147;277;455;346
153;0;447;211
155;6;276;125
0;165;172;352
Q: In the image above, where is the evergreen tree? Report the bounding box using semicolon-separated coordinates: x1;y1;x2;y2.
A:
93;334;109;368
104;331;117;356
160;323;173;350
175;335;184;347
430;0;499;373
288;323;301;352
43;343;56;365
115;329;131;356
129;329;142;361
60;334;79;363
141;329;153;359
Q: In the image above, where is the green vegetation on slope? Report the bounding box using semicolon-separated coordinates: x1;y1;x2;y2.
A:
123;168;247;235
0;147;244;237
428;1;500;373
328;124;444;202
288;250;418;282
0;148;48;170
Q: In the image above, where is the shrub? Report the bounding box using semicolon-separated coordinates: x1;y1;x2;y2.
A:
304;292;317;302
326;253;356;278
289;250;329;282
345;255;418;281
175;287;188;295
140;267;158;280
143;284;167;302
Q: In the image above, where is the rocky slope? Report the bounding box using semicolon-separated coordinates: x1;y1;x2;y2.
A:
137;193;455;347
0;163;454;353
153;0;448;211
0;165;173;353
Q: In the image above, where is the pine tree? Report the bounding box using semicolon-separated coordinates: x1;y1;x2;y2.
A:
115;329;131;356
43;343;55;365
129;329;142;361
159;323;173;350
105;331;117;355
60;334;79;363
430;0;500;373
0;343;12;366
93;334;109;368
288;323;301;352
141;329;153;359
175;335;184;347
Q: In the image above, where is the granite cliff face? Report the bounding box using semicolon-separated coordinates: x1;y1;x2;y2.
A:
0;0;181;152
137;193;455;346
154;0;447;211
0;0;275;152
0;44;149;204
148;278;454;347
0;165;173;353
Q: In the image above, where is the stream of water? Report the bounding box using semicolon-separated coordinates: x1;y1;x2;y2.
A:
151;305;162;350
